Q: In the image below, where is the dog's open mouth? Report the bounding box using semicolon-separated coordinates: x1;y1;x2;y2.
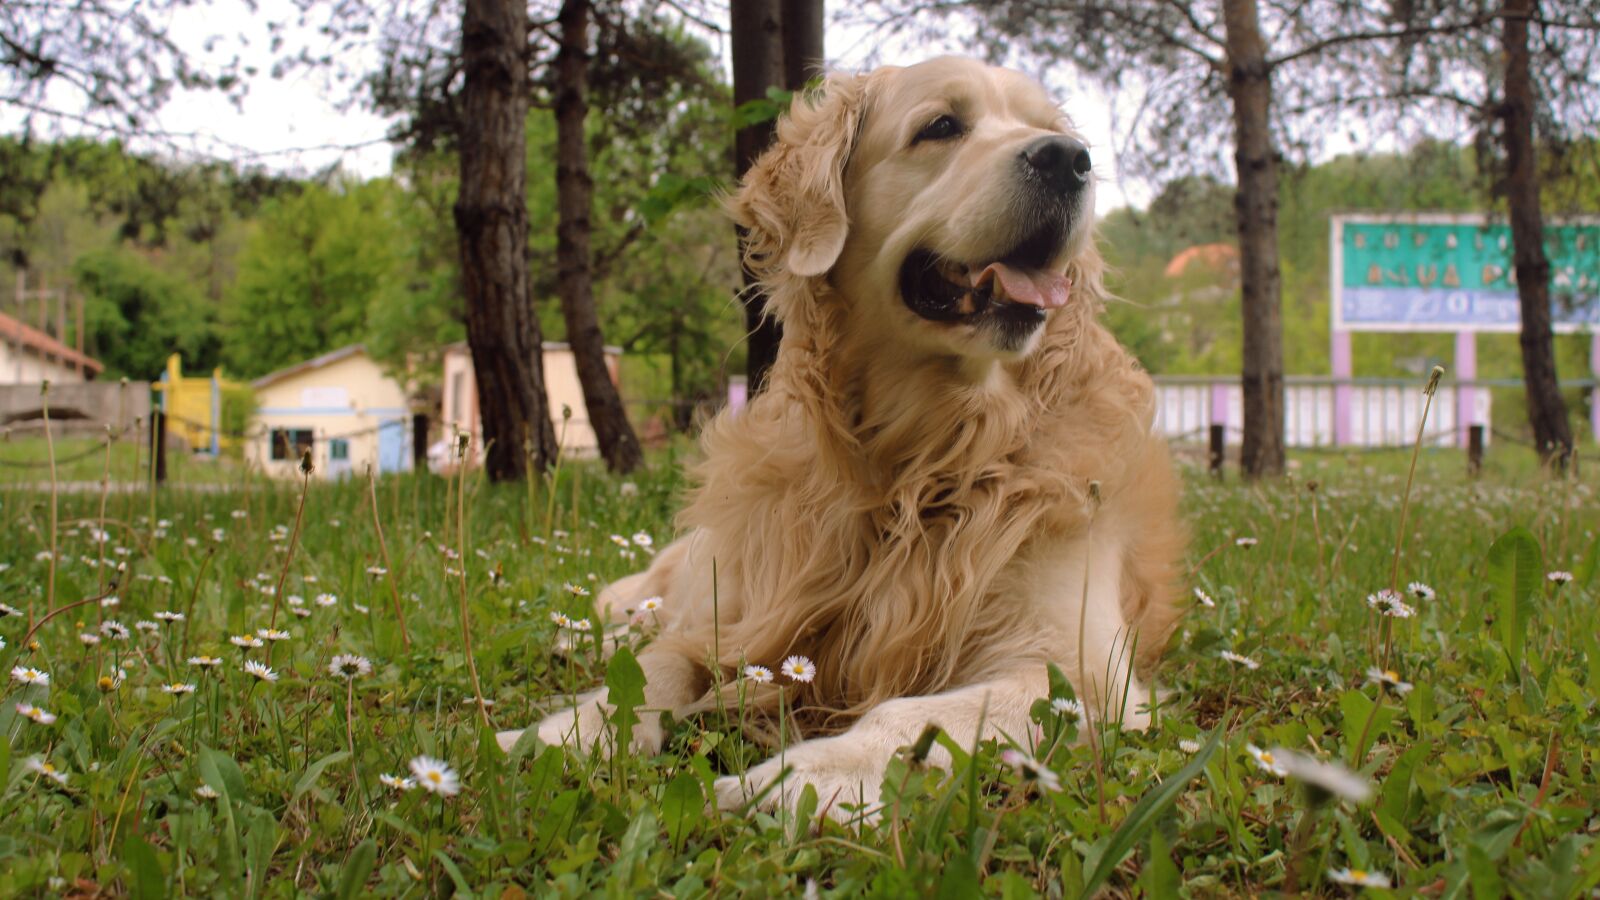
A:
898;237;1072;326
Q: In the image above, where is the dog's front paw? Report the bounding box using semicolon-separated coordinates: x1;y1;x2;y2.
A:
713;736;887;822
496;689;664;758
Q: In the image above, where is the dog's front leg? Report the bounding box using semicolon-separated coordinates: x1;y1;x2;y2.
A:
713;670;1050;821
496;645;702;756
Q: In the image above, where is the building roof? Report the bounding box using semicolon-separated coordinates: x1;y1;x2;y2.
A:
442;340;623;357
0;310;104;376
251;344;371;389
1164;243;1239;279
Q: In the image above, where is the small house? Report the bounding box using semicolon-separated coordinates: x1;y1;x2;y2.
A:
1;311;103;384
440;341;619;460
246;345;413;479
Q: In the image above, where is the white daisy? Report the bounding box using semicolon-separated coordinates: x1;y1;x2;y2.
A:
630;532;653;548
0;602;23;618
1327;867;1392;888
230;634;264;649
562;582;590;597
999;748;1062;792
743;664;774;684
291;607;312;618
79;632;102;646
567;618;593;632
188;655;224;668
328;654;373;679
135;620;160;634
352;603;370;614
1546;570;1574;585
408;755;461;796
379;773;415;791
1193;587;1216;608
638;596;663;612
1050;697;1085;722
1406;582;1435;601
154;610;185;622
1366;589;1415;618
1220;650;1261;670
1178;739;1202;753
287;595;305;607
1271;747;1373;803
194;784;220;799
1364;667;1414;696
242;660;278;683
25;757;68;785
366;566;388;576
1245;743;1288;776
16;702;56;724
100;595;120;608
314;593;338;607
549;611;572;628
1234;537;1258;548
781;655;816;683
162;683;198;695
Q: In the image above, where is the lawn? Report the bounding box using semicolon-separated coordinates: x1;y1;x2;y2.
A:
0;441;1597;897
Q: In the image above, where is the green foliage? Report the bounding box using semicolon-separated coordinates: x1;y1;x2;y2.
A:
222;181;400;377
1485;526;1542;672
72;246;218;378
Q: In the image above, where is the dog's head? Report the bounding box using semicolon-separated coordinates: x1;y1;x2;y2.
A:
733;56;1099;365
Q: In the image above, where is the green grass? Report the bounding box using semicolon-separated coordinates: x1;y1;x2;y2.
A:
0;436;241;485
0;442;1597;897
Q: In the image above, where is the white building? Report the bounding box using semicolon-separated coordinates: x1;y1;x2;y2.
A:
0;311;102;384
246;345;413;479
440;341;619;460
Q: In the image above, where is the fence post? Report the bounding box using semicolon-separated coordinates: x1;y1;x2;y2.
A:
1467;424;1484;477
1331;329;1353;446
1455;332;1476;448
1208;424;1226;479
412;413;428;471
152;409;168;484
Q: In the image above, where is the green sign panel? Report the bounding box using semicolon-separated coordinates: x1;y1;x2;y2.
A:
1332;214;1600;332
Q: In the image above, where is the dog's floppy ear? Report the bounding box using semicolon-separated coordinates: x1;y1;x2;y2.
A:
731;72;866;280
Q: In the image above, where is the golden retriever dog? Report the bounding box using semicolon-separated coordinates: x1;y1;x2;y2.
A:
497;56;1186;816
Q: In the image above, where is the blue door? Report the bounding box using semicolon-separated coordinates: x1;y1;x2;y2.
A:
377;419;410;473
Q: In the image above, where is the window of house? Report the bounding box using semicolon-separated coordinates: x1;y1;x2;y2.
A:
270;428;314;461
328;438;349;461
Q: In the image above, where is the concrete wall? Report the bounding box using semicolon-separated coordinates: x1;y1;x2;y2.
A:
0;381;149;436
245;350;412;480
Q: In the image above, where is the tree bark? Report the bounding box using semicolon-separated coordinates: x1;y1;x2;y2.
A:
1222;0;1286;478
1501;0;1573;470
555;0;643;473
454;0;558;480
781;0;825;88
731;0;788;395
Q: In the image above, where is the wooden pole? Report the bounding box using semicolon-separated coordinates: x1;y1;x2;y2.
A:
1209;424;1227;479
153;409;169;484
1467;424;1484;477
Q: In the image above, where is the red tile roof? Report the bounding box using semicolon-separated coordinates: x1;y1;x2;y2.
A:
0;310;104;376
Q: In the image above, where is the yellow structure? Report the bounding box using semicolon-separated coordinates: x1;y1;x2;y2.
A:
245;345;413;480
153;354;239;453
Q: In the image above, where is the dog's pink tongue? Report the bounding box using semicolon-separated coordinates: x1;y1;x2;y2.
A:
971;263;1071;309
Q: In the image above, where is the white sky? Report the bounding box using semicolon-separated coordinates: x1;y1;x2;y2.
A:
3;1;1148;215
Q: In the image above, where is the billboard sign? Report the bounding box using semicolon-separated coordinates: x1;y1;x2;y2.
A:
1331;214;1600;333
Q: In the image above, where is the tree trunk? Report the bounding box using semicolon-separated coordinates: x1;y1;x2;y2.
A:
1222;0;1286;478
555;0;643;473
781;0;825;88
1501;0;1573;469
454;0;558;480
731;0;787;395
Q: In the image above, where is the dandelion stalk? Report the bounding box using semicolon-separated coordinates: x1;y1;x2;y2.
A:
41;379;58;625
265;452;314;666
367;462;411;648
1077;480;1108;824
1388;366;1443;593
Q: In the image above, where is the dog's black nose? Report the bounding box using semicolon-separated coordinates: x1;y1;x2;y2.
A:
1021;136;1091;192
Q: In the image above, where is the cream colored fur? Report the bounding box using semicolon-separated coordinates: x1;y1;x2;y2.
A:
497;57;1186;820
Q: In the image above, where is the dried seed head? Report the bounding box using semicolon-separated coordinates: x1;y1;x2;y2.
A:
562;404;573;421
1087;480;1103;509
456;433;469;459
1424;365;1444;396
299;449;314;475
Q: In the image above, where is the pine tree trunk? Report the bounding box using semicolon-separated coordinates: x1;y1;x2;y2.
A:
1501;0;1573;470
555;0;643;473
454;0;558;481
731;0;787;395
1222;0;1286;478
781;0;825;88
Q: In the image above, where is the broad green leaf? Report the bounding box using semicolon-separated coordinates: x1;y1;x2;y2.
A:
604;646;647;752
121;832;165;900
290;750;348;805
198;744;248;801
1576;533;1600;587
334;839;376;900
660;771;703;852
1340;689;1398;764
1079;724;1223;899
936;852;981;900
1485;526;1541;672
431;850;474;898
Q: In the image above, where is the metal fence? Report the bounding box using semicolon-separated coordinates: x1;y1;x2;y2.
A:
1153;375;1600;449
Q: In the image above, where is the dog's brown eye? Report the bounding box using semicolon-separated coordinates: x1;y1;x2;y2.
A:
913;115;964;144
